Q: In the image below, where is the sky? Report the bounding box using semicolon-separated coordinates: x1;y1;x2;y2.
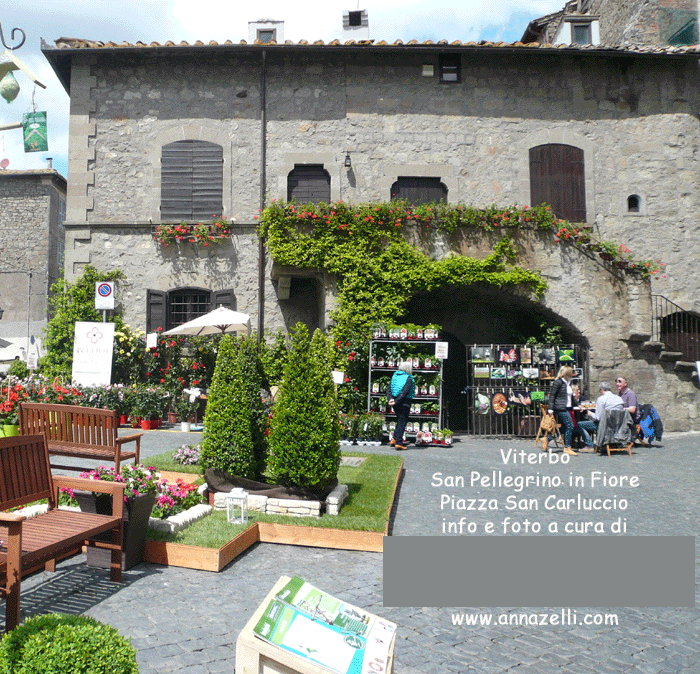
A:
0;0;564;178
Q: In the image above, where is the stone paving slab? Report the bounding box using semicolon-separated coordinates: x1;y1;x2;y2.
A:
11;429;700;673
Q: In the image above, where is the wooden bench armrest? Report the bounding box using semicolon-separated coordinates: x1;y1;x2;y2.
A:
0;512;26;524
115;433;142;445
53;475;127;496
53;476;126;519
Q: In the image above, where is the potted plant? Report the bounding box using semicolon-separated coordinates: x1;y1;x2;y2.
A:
385;345;402;368
367;413;384;445
77;463;159;570
597;240;619;261
442;428;454;446
0;380;21;437
176;394;197;431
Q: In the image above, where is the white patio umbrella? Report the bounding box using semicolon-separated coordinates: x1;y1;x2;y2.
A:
163;307;251;336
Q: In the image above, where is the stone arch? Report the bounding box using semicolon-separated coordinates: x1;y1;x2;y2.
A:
403;283;592;431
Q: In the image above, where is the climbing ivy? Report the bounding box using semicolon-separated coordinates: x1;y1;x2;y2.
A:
258;200;550;344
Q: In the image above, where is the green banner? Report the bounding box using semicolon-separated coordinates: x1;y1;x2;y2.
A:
22;111;48;152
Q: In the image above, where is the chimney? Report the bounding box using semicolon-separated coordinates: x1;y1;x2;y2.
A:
342;9;369;41
248;19;285;44
46;157;53;169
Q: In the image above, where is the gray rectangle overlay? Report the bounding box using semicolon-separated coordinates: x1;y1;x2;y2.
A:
383;537;695;607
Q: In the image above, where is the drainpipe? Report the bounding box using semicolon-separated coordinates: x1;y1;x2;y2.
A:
257;49;267;348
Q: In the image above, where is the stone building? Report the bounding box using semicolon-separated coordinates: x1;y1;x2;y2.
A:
0;168;66;360
40;19;700;430
523;0;698;46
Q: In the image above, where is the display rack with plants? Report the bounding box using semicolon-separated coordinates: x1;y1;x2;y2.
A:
367;328;444;445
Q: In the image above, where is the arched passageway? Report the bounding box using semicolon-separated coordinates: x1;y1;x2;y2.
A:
404;286;590;432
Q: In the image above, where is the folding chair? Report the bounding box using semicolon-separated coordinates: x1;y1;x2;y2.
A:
534;403;561;451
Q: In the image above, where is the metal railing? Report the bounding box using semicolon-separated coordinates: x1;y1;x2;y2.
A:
651;294;700;362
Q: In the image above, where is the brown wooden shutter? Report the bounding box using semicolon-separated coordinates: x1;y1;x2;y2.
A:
287;165;331;204
390;177;447;205
161;140;223;221
147;290;167;333
529;144;586;222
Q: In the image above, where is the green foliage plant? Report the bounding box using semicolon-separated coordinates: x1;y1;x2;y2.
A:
6;359;29;379
200;334;267;479
258;330;288;388
41;265;126;380
267;323;341;492
258;201;549;350
0;613;138;674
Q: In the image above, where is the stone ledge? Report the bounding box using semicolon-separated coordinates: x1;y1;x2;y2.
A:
627;332;652;342
674;361;697;372
641;341;664;352
659;351;684;362
149;504;213;533
211;483;350;518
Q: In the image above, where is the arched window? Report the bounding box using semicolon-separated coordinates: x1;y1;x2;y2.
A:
390;177;447;205
627;195;640;213
287;165;331;204
161;140;223;221
529;144;586;222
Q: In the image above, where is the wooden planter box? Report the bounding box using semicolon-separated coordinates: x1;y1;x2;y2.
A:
143;459;402;571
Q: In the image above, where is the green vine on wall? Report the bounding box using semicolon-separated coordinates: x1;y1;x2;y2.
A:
258;200;550;345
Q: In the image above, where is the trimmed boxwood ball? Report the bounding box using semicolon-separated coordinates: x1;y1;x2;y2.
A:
200;334;267;479
0;613;139;674
268;323;341;492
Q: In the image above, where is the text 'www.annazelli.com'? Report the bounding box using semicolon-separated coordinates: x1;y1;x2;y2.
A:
451;609;619;626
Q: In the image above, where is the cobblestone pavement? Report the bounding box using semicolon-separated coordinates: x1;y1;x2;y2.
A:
14;429;700;673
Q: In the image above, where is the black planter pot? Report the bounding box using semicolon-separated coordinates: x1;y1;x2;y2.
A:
75;491;156;570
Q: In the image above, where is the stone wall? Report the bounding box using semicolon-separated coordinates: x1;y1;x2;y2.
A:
588;0;698;45
0;172;66;326
64;50;700;311
60;46;700;428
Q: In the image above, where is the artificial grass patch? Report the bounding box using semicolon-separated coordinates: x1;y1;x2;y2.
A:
146;452;402;548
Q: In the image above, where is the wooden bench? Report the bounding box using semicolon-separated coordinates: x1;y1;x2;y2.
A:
0;434;125;631
19;403;142;472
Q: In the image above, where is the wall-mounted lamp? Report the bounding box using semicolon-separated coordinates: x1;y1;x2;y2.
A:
344;152;352;168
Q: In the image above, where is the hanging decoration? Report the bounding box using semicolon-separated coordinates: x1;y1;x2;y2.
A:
22;111;47;152
0;71;19;104
0;23;26;51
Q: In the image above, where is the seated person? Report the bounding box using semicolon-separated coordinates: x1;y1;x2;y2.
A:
616;376;641;423
577;381;624;441
571;384;593;448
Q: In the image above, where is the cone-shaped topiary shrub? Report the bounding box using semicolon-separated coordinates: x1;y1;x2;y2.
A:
268;323;341;492
0;613;138;674
200;334;267;478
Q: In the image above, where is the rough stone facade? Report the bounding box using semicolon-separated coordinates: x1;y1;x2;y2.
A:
43;40;700;429
589;0;698;45
0;170;66;342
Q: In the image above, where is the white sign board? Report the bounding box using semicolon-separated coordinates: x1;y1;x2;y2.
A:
146;332;158;350
435;341;449;360
72;322;115;386
26;352;38;370
95;281;115;310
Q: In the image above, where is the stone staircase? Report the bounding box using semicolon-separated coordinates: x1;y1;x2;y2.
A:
627;333;698;379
